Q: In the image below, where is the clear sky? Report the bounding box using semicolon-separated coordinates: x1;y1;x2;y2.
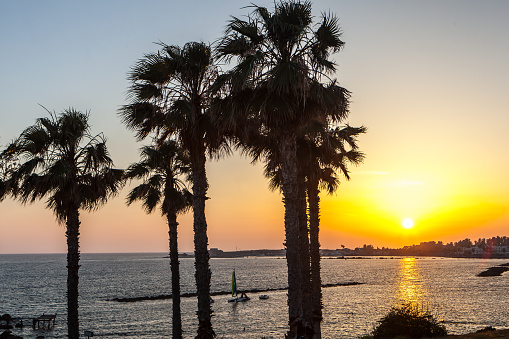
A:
1;1;508;254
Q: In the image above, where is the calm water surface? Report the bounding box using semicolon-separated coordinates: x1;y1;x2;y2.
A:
0;254;508;338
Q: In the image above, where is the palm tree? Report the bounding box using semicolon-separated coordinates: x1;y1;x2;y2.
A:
247;129;316;332
119;41;227;338
125;140;191;339
0;108;123;339
246;122;364;337
216;1;348;336
302;125;365;337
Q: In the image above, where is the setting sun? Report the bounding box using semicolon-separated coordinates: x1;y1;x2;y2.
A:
402;218;415;229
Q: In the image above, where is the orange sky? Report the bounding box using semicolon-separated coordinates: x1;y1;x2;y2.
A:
1;1;508;253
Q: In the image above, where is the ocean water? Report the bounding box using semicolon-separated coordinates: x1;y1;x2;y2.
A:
0;254;508;338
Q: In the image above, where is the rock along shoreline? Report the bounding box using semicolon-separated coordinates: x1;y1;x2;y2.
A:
477;263;509;277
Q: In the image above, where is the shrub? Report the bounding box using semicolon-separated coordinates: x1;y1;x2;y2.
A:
371;303;447;339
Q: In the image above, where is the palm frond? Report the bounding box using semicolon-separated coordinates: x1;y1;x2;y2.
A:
317;167;340;194
310;13;344;73
59;108;89;144
161;187;192;216
129;53;170;84
18;125;51;155
252;4;271;24
129;83;163;101
126;184;151;205
141;186;162;214
270;0;313;45
118;102;163;140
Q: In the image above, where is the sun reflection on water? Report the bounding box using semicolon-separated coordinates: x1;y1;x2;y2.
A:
397;257;426;306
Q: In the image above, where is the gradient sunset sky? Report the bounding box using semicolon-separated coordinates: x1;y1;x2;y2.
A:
1;1;508;254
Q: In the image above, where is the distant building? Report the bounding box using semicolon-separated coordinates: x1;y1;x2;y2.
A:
209;248;224;257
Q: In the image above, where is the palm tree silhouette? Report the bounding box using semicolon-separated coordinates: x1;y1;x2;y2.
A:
248;123;364;336
125;140;191;339
303;125;365;336
120;42;227;338
215;2;348;335
0;108;123;339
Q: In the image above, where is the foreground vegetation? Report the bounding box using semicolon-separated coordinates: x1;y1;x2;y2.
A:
361;304;447;339
359;304;509;339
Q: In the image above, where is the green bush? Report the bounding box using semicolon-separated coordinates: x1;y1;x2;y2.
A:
371;303;447;339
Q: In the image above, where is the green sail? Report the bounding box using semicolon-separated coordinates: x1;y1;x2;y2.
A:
232;270;237;297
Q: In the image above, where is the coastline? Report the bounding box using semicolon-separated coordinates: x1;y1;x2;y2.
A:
439;329;509;338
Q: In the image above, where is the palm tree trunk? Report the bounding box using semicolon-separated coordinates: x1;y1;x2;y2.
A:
66;208;81;339
191;153;214;339
279;133;303;338
307;180;322;339
167;213;182;339
298;172;313;337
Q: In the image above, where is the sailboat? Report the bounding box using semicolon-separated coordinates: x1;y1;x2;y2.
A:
228;270;250;302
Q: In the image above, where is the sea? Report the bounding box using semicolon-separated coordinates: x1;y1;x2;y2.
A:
1;253;508;338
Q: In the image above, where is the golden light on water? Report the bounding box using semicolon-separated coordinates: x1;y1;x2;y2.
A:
397;257;426;305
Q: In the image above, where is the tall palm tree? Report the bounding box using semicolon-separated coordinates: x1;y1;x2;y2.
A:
301;125;365;337
216;1;348;336
125;140;191;339
0;108;123;339
248;129;316;333
247;122;364;338
119;41;227;338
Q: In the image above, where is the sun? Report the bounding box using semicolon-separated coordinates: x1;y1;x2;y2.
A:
402;218;415;229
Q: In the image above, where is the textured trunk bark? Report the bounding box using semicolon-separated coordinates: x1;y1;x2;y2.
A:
298;172;313;337
192;153;214;339
66;209;81;339
167;213;182;339
308;180;322;339
279;134;303;338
